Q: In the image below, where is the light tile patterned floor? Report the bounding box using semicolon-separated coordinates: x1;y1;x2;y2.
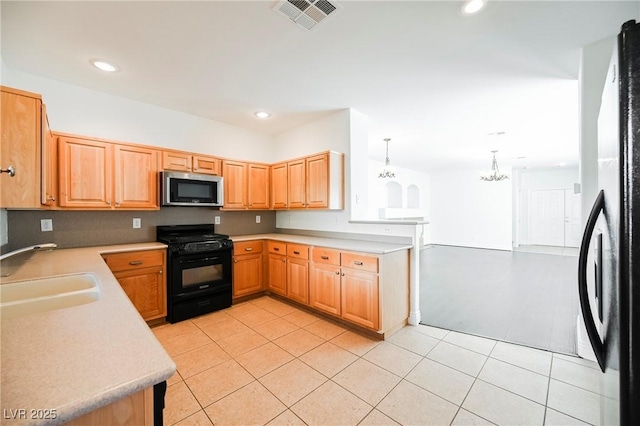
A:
153;296;603;426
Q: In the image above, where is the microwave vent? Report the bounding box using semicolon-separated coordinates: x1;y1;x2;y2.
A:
273;0;341;31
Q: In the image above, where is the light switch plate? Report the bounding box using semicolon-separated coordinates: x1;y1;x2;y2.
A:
256;215;261;224
214;216;221;225
133;218;141;229
41;219;53;232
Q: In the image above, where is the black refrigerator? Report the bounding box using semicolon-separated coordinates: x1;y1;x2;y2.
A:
578;20;639;426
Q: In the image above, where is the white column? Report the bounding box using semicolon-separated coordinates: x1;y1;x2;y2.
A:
408;224;421;325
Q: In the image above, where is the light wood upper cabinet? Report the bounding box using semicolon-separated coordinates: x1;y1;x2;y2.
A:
58;134;159;210
193;155;221;175
58;136;113;208
162;150;221;175
271;162;288;209
223;160;247;209
114;144;158;209
223;160;270;210
41;106;57;207
285;152;344;210
248;163;270;209
162;151;192;172
0;87;52;209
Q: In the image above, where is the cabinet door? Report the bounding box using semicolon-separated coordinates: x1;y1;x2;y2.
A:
223;160;247;209
193;155;221;175
114;145;159;209
0;89;41;208
310;262;341;316
162;151;192;172
271;163;288;209
41;107;57;207
341;269;379;330
58;136;113;208
114;266;166;321
268;253;287;296
287;159;306;209
233;253;263;297
306;153;329;208
287;257;309;304
248;163;270;209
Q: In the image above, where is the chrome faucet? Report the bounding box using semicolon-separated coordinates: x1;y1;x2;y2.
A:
0;243;57;261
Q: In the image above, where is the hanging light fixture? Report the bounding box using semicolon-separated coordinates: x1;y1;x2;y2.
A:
480;150;509;181
378;138;396;179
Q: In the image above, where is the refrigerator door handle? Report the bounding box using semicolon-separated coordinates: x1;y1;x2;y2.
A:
578;189;606;372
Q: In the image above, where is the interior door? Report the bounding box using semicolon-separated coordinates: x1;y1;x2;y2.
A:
529;189;565;246
564;189;582;247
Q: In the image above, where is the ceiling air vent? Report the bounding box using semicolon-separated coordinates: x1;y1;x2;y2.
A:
273;0;342;30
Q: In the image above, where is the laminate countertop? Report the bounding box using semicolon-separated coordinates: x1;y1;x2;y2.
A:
230;233;413;254
0;243;176;425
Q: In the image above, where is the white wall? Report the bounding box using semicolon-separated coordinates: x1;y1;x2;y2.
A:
1;65;275;162
515;167;580;245
430;169;513;250
367;160;430;221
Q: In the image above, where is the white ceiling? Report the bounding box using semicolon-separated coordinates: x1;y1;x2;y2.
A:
1;1;638;172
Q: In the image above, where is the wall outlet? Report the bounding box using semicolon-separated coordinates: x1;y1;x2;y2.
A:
214;216;221;225
40;219;53;232
384;226;392;233
132;218;141;229
256;215;261;224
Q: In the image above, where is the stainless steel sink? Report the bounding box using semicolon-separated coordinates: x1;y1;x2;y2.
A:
0;273;100;319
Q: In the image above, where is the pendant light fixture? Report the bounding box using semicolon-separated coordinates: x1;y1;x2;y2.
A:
480;150;509;181
378;138;396;179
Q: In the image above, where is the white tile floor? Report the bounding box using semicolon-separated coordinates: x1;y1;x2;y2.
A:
154;296;604;426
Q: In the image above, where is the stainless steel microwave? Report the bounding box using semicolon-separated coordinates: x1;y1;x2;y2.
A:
161;171;224;207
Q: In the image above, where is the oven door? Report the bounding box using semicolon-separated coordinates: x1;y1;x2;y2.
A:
170;250;232;299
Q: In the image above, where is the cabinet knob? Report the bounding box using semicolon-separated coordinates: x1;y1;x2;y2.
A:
106;201;111;206
335;271;340;275
159;270;163;274
341;272;345;276
0;165;16;177
283;259;286;263
47;196;56;202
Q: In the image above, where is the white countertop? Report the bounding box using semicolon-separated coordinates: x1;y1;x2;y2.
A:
0;242;176;425
230;233;412;254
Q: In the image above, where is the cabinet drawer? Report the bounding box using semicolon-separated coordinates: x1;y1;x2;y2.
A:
287;244;309;260
268;241;287;255
341;252;379;273
234;240;263;255
103;250;164;272
312;247;341;266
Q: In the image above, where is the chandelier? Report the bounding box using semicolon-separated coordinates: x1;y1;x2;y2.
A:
378;138;396;179
480;150;509;181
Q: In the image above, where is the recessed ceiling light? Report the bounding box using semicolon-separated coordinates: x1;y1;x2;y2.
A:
255;111;271;119
90;59;119;72
462;0;486;15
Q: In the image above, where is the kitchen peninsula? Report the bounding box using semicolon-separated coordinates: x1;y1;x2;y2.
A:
0;243;175;425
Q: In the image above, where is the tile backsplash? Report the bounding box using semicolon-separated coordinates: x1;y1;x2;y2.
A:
6;208;276;251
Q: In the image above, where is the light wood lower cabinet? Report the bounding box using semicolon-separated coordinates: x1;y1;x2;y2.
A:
309;262;341;316
66;387;154;426
341;268;379;330
233;240;264;298
102;249;167;321
267;241;287;296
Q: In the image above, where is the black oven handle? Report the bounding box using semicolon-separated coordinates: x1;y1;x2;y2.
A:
180;257;220;264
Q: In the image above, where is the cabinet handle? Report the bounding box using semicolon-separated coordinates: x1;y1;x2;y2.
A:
274;247;280;251
321;255;329;260
0;165;16;177
245;247;253;251
293;251;300;255
129;261;143;266
353;261;364;266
